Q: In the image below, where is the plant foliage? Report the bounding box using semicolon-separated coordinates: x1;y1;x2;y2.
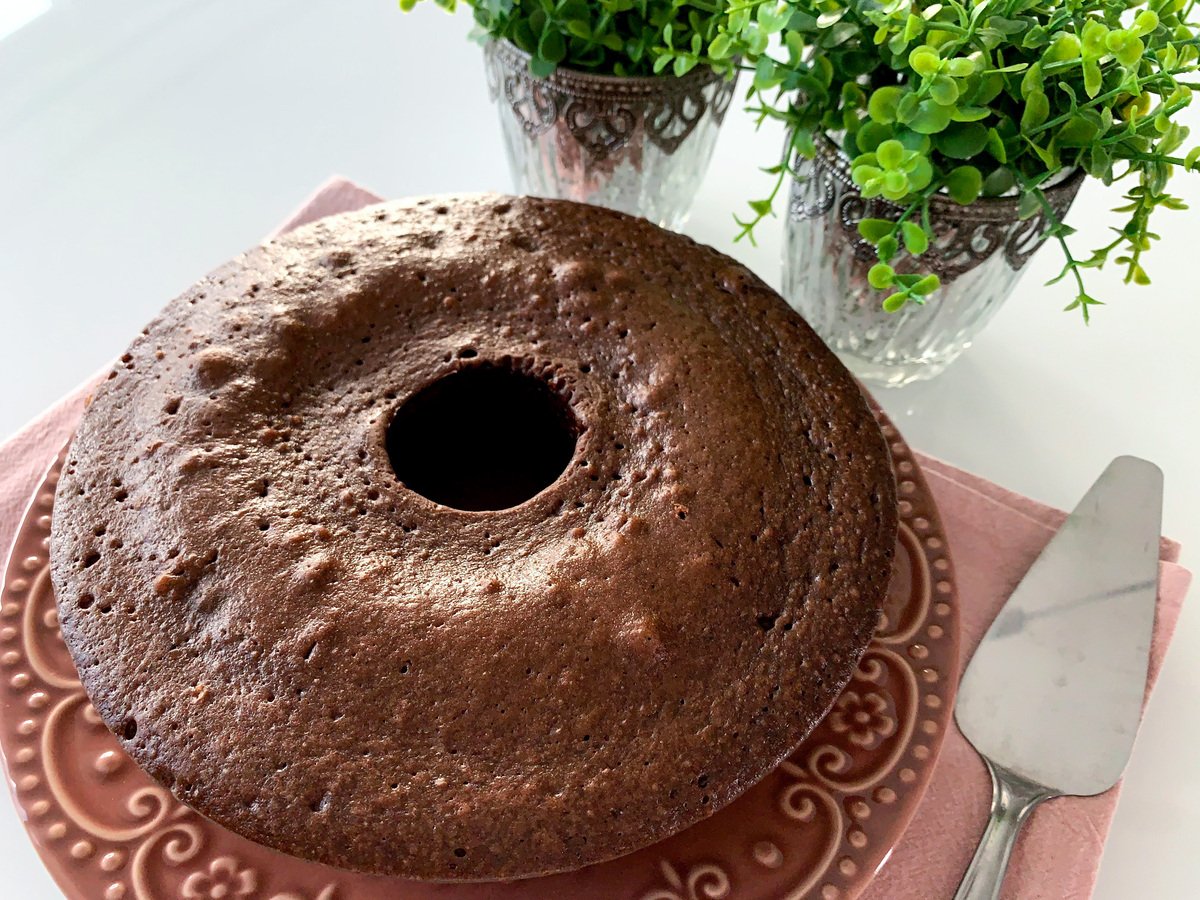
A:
400;0;738;78
713;0;1200;317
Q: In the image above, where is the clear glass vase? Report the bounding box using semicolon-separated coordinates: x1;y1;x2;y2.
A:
484;41;736;231
783;140;1083;387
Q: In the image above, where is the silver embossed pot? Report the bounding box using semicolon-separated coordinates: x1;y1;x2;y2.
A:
784;138;1084;386
484;40;736;230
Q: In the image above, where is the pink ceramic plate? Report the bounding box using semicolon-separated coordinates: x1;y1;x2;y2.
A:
0;411;957;900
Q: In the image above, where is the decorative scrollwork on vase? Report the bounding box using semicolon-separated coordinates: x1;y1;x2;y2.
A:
481;40;735;228
646;79;734;154
789;149;837;221
485;40;732;162
793;136;1084;285
501;72;559;137
564;100;638;159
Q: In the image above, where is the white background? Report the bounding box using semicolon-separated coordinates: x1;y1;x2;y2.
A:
1;1;1197;897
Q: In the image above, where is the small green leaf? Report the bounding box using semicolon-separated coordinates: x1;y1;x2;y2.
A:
882;170;909;199
973;74;1005;105
934;122;990;159
930;75;960;106
841;82;867;108
986;16;1027;36
868;263;896;289
868;86;904;124
982;166;1016;196
907;155;934;190
901;221;929;255
1083;58;1102;98
897;92;922;124
1134;10;1159;36
882;292;908;312
943;57;977;78
538;28;566;64
1017;189;1042;220
1086;145;1113;182
1105;29;1130;53
1026;138;1058;169
897;130;932;153
951;106;992;122
851;164;883;186
877;235;899;262
860;177;885;199
945;165;983;204
909;99;953;134
1046;33;1081;62
529;56;557;77
1022;24;1049;49
909;45;942;77
748;198;773;217
1115;36;1144;67
752;56;780;91
1057;115;1099;147
816;9;848;28
1020;62;1043;99
855;121;892;153
757;2;790;32
673;55;696;77
911;273;941;295
904;13;924;42
858;218;894;242
876;139;905;169
984;63;1029;75
985;127;1008;163
1021;90;1049;130
1063;293;1102;323
1081;19;1108;57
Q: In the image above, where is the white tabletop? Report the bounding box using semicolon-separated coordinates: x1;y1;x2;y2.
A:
1;1;1196;897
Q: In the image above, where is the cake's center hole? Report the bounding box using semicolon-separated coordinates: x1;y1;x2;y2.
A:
387;364;579;511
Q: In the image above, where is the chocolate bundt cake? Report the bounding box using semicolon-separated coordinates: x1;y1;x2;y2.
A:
49;195;896;880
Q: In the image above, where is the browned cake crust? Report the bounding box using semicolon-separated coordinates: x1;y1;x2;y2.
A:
49;195;897;880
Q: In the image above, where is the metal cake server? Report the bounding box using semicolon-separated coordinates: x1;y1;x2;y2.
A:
953;456;1163;900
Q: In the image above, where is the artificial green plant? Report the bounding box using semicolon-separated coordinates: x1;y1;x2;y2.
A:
713;0;1200;315
400;0;739;78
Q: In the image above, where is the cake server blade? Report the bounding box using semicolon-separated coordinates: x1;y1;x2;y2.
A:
952;455;1162;900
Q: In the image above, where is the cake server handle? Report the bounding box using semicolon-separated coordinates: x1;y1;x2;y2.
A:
952;758;1054;900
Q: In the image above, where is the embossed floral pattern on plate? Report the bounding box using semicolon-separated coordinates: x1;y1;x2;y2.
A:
0;407;957;899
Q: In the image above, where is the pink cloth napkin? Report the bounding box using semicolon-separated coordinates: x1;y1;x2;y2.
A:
1;179;1190;900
